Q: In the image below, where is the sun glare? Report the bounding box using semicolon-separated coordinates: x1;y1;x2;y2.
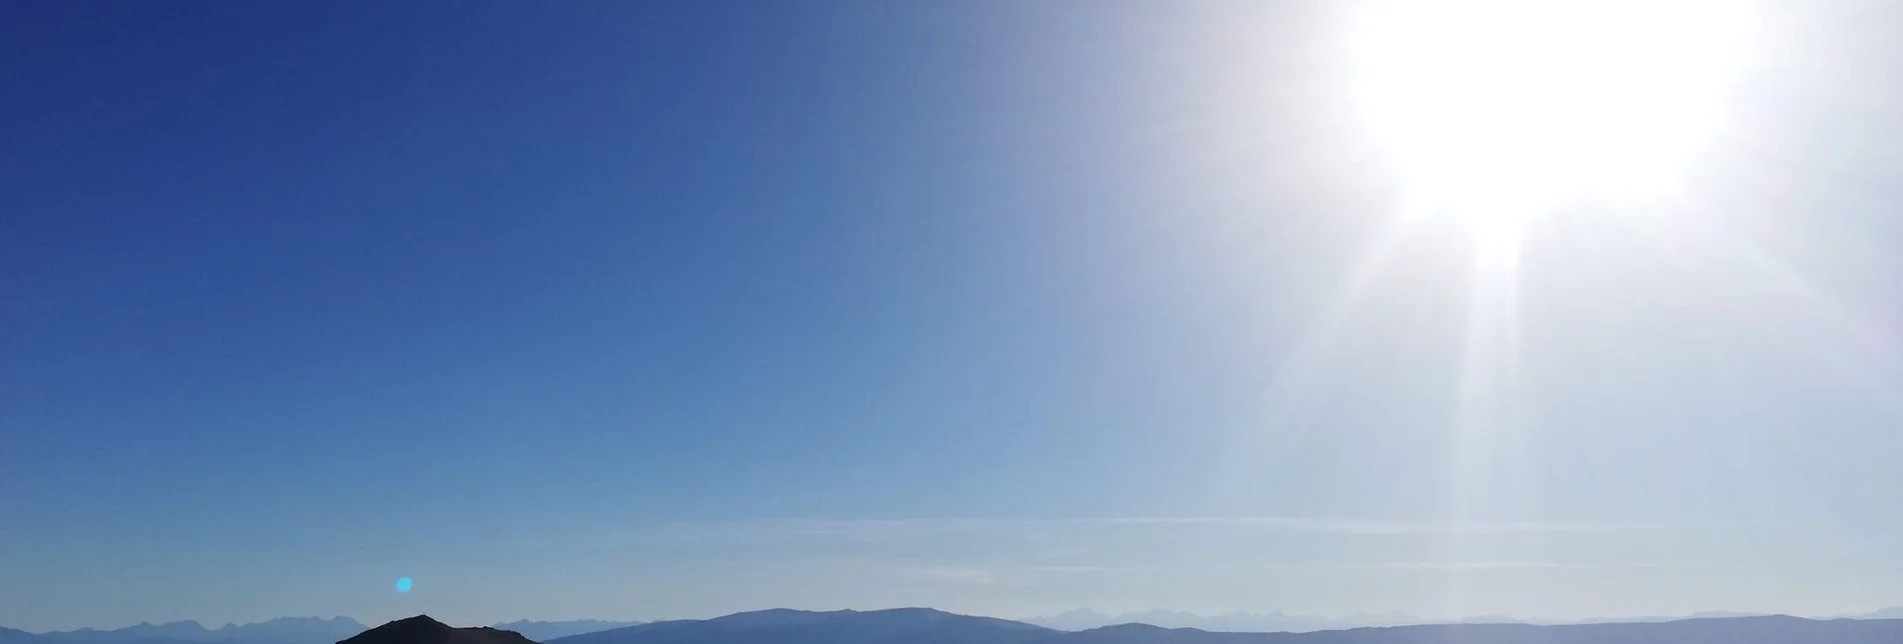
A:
1352;0;1753;235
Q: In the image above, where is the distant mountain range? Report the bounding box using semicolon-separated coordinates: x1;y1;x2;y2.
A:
1023;610;1417;633
37;618;368;644
1;628;44;644
487;623;642;643
545;608;1050;644
14;607;1903;644
535;609;1903;644
1021;607;1903;632
18;618;634;644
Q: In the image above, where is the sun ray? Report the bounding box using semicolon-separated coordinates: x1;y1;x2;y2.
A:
1346;0;1758;591
1250;202;1428;438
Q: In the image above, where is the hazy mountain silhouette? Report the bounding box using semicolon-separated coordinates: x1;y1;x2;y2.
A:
1562;611;1770;625
1024;611;1117;631
1;627;44;644
1851;607;1903;620
337;616;533;644
548;608;1049;644
39;617;367;644
1054;615;1903;644
487;623;642;643
1020;607;1903;632
226;618;370;644
547;609;1903;644
1024;610;1420;633
18;608;1903;644
39;622;206;644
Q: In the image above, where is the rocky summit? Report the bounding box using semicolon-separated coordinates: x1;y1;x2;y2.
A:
338;617;534;644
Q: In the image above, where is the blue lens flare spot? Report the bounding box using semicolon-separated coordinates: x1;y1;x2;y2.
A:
395;577;413;593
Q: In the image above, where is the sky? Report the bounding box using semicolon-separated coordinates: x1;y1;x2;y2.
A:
5;0;1903;633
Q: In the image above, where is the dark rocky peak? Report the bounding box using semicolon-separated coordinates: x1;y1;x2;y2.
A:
339;617;532;644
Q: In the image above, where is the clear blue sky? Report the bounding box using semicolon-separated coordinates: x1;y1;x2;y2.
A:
5;0;1903;633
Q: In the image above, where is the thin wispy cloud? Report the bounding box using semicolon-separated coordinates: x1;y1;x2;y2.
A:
1085;517;1631;535
1348;561;1666;571
897;566;1005;585
1026;565;1123;574
883;560;1666;588
642;516;1643;541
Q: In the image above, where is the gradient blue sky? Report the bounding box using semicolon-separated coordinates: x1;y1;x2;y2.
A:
6;0;1903;633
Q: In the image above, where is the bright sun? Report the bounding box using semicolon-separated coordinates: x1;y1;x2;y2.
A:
1352;0;1753;235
